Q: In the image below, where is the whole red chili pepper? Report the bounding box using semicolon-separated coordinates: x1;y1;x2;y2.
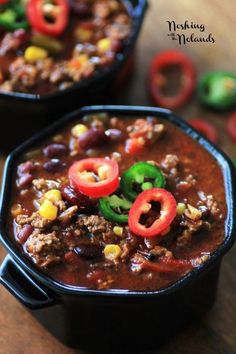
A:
148;50;196;109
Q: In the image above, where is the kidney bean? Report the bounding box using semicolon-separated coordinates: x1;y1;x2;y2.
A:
74;244;104;260
111;39;122;52
17;173;34;189
43;143;68;158
17;224;33;244
13;29;28;42
105;128;126;142
79;128;108;150
61;185;93;211
17;161;34;176
69;0;90;15
43;159;67;173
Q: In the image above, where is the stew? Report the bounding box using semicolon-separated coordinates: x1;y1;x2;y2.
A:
0;0;132;95
9;113;226;291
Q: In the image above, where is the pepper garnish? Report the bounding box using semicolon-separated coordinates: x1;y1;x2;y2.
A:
128;188;177;238
99;194;132;224
198;71;236;110
188;119;218;144
148;50;196;109
68;158;119;198
120;162;165;201
226;111;236;142
0;0;28;30
31;34;63;54
27;0;69;37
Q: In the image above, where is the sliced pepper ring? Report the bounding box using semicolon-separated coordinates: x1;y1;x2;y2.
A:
148;50;196;109
128;188;177;238
0;2;28;30
198;71;236;110
120;162;165;201
27;0;69;37
68;158;119;198
99;194;132;224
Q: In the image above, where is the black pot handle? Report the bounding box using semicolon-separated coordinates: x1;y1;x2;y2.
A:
0;255;56;310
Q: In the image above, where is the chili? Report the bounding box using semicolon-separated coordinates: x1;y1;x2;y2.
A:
68;158;119;198
128;188;177;238
198;71;236;110
148;50;196;109
120;162;165;201
27;0;69;37
188;119;218;144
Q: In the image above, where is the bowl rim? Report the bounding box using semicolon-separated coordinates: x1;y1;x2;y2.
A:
0;0;148;103
0;105;235;298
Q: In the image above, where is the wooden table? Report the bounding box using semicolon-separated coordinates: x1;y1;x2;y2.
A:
1;1;236;353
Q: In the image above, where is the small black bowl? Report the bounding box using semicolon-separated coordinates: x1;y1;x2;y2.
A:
0;0;148;151
0;105;235;352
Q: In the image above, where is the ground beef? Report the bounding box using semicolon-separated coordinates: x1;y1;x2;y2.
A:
32;178;60;192
76;215;116;243
25;230;64;267
177;219;211;248
161;154;179;179
16;212;51;229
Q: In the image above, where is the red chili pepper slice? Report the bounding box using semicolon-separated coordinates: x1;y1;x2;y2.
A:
148;50;196;109
68;158;119;198
0;0;9;4
27;0;69;37
188;119;218;144
128;188;177;238
133;256;193;273
226;111;236;142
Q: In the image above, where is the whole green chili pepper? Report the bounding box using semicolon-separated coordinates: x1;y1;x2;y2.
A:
198;71;236;110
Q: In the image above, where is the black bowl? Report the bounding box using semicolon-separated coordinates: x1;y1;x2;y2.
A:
0;105;235;352
0;0;148;151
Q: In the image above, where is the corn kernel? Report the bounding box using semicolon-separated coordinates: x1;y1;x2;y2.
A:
74;27;92;42
97;38;112;53
104;244;121;261
113;226;123;237
71;124;88;137
44;189;62;202
177;202;186;215
39;199;58;220
24;46;48;63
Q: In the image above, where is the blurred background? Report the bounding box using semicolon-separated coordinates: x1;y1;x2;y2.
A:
0;0;236;353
